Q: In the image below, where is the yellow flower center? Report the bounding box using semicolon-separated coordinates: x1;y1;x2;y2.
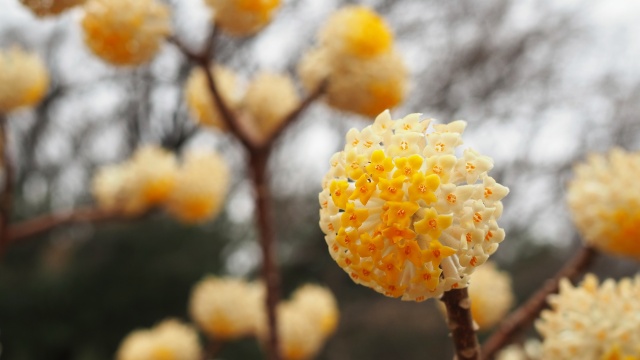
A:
152;347;176;360
600;208;640;258
343;7;393;58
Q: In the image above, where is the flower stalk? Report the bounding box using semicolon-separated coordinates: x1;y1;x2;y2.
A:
441;288;481;360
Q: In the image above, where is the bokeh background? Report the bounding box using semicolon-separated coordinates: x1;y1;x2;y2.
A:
1;0;640;359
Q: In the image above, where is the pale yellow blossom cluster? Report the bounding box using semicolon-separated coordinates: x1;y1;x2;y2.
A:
438;261;513;330
298;6;407;117
0;47;49;113
319;111;509;301
189;276;339;360
536;274;640;359
189;276;263;340
467;262;514;330
257;284;340;360
81;0;171;65
184;66;300;139
496;340;542;360
567;148;640;260
92;146;229;223
185;65;240;130
116;319;201;360
243;72;300;138
204;0;281;36
20;0;85;17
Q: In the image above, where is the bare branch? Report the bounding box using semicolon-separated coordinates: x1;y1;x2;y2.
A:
480;246;598;359
8;207;138;244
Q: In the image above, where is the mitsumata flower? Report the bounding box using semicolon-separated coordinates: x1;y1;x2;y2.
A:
318;6;393;59
81;0;171;65
91;146;228;223
243;72;300;138
0;47;49;113
204;0;281;36
567;148;640;260
165;150;230;223
116;319;201;360
256;283;339;360
289;284;339;337
185;64;240;130
298;6;407;117
189;276;262;340
536;274;640;360
91;145;177;215
20;0;85;17
319;111;508;301
439;261;513;330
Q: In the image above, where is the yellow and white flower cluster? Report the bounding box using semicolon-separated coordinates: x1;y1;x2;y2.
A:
81;0;171;65
257;284;339;360
439;261;513;330
189;276;339;360
319;111;508;301
92;146;230;223
185;66;300;139
298;6;407;117
116;319;201;360
189;276;263;340
567;148;640;260
20;0;85;17
204;0;281;36
536;274;640;360
0;47;49;113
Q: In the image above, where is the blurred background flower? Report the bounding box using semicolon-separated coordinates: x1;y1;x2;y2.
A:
2;0;640;359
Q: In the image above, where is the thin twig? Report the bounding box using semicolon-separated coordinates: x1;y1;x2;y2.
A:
480;246;597;360
265;81;326;145
0;115;13;258
441;288;481;360
8;207;129;243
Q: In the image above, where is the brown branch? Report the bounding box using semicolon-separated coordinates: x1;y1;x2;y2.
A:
480;246;597;360
250;150;281;360
8;207;130;244
265;81;327;145
0;115;13;258
441;288;481;360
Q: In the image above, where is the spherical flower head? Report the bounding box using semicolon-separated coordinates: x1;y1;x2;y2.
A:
438;261;513;330
204;0;281;36
91;145;177;215
299;48;407;117
242;72;300;139
319;6;393;59
289;284;339;337
81;0;171;65
567;148;640;260
185;64;239;131
0;47;49;113
20;0;85;17
319;111;509;301
536;274;640;359
91;162;133;212
129;145;178;206
189;276;262;340
256;302;325;360
165;150;230;223
116;319;201;360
